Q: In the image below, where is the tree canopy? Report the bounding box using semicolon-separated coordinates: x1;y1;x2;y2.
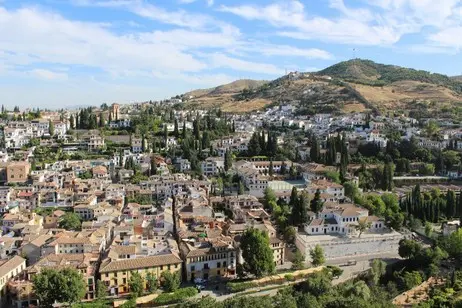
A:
240;228;275;277
33;268;86;307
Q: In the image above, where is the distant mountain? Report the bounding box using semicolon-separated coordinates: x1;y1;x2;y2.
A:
183;59;462;116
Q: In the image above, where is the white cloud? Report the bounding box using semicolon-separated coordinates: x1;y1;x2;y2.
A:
140;26;241;50
428;27;462;50
220;0;462;47
178;0;214;5
75;0;222;29
257;45;334;59
151;70;235;86
210;54;282;75
0;6;206;75
30;69;68;81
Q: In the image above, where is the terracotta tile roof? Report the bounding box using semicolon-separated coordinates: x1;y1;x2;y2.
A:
309;218;324;226
100;253;182;273
0;256;25;278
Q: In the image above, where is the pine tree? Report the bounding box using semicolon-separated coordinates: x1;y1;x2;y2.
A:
269;159;274;176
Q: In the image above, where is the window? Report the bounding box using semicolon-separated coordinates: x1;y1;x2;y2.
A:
191;265;195;271
223;261;227;268
217;262;221;268
204;263;209;270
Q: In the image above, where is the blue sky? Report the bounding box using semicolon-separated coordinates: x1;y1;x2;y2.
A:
1;0;462;108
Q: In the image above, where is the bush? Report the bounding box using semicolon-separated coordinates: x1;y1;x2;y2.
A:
227;281;258;293
284;274;295;282
153;287;198;305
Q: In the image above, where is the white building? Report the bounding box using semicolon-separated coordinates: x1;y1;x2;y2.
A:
201;157;224;176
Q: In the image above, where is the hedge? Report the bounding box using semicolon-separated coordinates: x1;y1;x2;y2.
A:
153;287;198;305
227;281;258;293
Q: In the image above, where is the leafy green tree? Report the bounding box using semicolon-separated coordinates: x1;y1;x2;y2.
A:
346;281;371;301
263;187;277;209
292;249;305;270
424;222;433;237
120;298;137;308
59;212;82;230
95;280;107;300
146;271;157;293
33;268;86;307
324;171;340;183
272;287;297;308
310;245;325;266
161;271;181;292
355;219;371;238
398;239;422;260
300;270;332;297
442;228;462;258
283;226;297;244
369;259;386;285
402;271;422;289
343;181;359;201
128;271;144;297
240;228;275;277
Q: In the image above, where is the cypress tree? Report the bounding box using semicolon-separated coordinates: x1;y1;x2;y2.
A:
289;187;298;208
446;190;456;219
269;159;274;176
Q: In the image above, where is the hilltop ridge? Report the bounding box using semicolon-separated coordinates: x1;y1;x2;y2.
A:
182;59;462;117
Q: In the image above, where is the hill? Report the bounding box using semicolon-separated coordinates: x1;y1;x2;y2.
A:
317;59;462;92
184;79;267;98
182;60;462;117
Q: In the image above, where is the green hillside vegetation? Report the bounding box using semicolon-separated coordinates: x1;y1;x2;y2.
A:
184;79;267;98
318;59;462;92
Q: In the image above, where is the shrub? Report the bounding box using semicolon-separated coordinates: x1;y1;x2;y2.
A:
153;287;198;305
227;281;258;293
284;274;295;282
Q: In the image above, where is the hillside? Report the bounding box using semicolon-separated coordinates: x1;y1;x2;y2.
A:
184;79;267;98
182;59;462;116
317;59;462;92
